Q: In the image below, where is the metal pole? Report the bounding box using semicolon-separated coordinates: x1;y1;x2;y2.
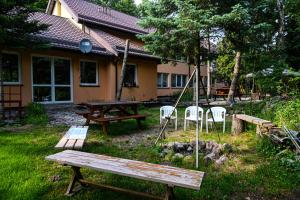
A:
195;67;199;168
154;67;197;145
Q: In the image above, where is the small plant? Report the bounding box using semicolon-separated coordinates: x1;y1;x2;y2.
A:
24;103;48;125
274;99;300;129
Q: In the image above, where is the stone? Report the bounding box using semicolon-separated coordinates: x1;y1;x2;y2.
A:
173;142;185;152
187;146;193;153
204;152;216;165
172;153;184;161
215;155;228;165
199;141;206;150
165;142;174;149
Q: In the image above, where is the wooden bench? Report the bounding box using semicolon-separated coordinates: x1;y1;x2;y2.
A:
55;126;89;150
231;114;274;135
46;150;205;200
92;114;147;135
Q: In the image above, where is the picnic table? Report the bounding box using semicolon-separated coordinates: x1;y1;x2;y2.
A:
214;87;242;100
75;100;147;135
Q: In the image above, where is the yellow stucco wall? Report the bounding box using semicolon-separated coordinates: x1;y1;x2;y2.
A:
3;49;157;106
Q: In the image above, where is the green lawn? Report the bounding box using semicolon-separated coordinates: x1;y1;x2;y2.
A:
0;107;299;200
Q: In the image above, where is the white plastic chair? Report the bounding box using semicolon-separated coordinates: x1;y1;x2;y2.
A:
184;106;204;132
206;107;226;133
160;106;177;130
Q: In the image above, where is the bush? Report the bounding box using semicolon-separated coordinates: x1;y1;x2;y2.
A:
172;88;193;102
24;103;48;125
274;99;300;129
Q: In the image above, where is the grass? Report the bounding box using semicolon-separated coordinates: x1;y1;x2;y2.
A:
0;107;299;200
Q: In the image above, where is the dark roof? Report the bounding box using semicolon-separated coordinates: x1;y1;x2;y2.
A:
47;0;149;34
30;12;110;55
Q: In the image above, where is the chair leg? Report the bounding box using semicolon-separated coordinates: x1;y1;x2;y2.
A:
206;120;208;134
175;118;177;130
200;120;203;133
184;119;186;131
223;120;226;133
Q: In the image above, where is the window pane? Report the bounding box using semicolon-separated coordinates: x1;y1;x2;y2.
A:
2;53;19;82
171;74;176;87
182;75;187;87
80;61;97;84
124;64;136;87
157;73;162;87
162;74;168;87
55;59;70;85
33;57;51;84
33;86;52;102
176;75;182;87
55;87;71;101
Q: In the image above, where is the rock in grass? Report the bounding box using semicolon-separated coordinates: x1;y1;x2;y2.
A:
204;152;216;165
172;153;184;161
187;146;193;153
173;142;185;152
215;155;228;165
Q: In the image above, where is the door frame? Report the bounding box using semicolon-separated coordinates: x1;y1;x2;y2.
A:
31;54;73;104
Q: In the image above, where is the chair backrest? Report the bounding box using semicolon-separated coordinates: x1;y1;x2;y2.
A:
185;106;203;119
206;107;226;120
160;106;176;118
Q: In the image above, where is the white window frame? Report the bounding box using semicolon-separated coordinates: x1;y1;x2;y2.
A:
31;55;73;104
79;60;99;86
157;73;169;88
171;74;187;88
2;51;21;85
124;63;138;87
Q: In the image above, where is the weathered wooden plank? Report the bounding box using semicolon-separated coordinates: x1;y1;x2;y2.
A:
74;140;85;149
55;137;68;149
235;114;273;127
46;150;204;190
64;140;76;149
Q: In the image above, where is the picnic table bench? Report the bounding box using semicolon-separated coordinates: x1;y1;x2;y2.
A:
75;101;147;135
55;126;89;150
231;114;274;135
46;150;205;200
213;87;242;101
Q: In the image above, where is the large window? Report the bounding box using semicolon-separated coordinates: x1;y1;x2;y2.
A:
124;64;137;87
171;74;187;88
32;56;72;103
2;53;20;84
80;60;98;86
157;73;168;88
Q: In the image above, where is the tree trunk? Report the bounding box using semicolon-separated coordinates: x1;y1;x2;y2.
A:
207;37;211;99
227;51;241;104
0;52;3;119
277;0;285;49
116;39;130;101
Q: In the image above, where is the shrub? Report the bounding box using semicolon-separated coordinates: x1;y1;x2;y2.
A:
24;103;48;125
172;88;194;102
274;99;300;129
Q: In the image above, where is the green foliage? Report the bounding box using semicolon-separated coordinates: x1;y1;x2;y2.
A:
24;103;48;125
0;0;48;49
274;99;300;129
257;137;300;171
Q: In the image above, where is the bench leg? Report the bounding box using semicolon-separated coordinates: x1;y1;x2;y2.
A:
136;119;142;128
165;185;175;200
102;122;109;136
65;167;85;196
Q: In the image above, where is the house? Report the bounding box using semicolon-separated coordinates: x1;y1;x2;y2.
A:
1;0;160;107
157;61;226;98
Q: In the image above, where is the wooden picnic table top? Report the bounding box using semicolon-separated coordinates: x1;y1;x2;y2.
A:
80;100;142;107
46;150;204;190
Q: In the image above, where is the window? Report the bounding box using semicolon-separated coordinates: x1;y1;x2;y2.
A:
157;73;168;88
80;61;98;85
2;53;20;84
32;56;72;103
124;64;137;87
171;74;187;88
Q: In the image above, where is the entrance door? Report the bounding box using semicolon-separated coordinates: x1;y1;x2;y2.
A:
32;56;72;103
